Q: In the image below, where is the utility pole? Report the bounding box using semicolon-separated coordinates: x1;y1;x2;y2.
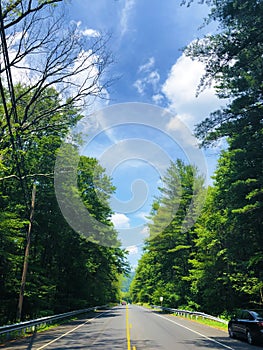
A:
16;183;37;322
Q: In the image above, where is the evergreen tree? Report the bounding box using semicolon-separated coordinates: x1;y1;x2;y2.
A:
131;161;206;308
184;0;263;312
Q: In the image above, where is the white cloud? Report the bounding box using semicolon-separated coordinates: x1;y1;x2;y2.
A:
82;28;100;37
134;75;160;95
162;53;227;131
6;32;32;85
126;245;138;255
133;79;144;95
141;226;149;236
63;49;107;110
149;71;160;85
111;213;130;229
152;93;164;104
133;57;160;96
72;20;100;38
5;26;107;114
120;0;136;37
138;57;155;73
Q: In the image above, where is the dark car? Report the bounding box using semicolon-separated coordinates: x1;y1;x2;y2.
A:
228;309;263;345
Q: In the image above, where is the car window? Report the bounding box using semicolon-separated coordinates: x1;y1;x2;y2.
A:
234;310;242;318
240;311;253;320
252;310;263;319
248;313;254;320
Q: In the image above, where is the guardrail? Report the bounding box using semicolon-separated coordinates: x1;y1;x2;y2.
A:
150;305;228;325
0;305;107;342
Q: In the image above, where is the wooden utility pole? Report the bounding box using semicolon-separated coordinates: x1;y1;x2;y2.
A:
16;183;37;322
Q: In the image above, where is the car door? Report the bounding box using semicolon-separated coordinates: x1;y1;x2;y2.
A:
238;310;253;337
231;310;243;335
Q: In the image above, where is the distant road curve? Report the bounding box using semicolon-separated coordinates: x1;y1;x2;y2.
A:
1;305;262;349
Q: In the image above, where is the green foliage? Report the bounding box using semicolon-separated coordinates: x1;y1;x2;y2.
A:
185;0;263;146
0;0;121;325
0;83;128;324
131;161;206;308
132;0;262;316
180;0;263;314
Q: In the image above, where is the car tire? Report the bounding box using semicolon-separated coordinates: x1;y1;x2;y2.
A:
228;326;235;339
246;330;254;345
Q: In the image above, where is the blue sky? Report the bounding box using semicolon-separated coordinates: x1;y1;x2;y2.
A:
65;0;226;268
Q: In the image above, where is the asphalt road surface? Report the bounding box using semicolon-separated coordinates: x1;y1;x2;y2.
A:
1;305;262;349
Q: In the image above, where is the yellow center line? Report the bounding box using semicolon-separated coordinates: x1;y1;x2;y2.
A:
126;304;131;350
126;305;136;350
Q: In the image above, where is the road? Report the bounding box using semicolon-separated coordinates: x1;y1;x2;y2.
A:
1;305;262;349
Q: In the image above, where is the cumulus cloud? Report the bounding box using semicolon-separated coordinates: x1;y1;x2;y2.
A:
162;53;227;131
111;213;130;229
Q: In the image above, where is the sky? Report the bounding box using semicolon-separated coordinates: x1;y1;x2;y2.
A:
62;0;226;269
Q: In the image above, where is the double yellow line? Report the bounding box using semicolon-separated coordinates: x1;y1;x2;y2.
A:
126;304;136;350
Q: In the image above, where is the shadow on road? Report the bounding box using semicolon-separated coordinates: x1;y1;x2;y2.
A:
26;330;37;350
181;336;263;349
0;309;120;350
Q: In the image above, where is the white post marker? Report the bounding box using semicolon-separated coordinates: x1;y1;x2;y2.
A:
160;296;163;308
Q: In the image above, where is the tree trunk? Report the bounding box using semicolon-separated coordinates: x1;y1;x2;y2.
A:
16;183;37;322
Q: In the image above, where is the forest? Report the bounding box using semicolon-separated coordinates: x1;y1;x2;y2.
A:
0;0;128;325
131;0;263;316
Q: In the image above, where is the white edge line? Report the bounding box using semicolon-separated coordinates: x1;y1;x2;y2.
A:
35;311;106;349
154;312;234;350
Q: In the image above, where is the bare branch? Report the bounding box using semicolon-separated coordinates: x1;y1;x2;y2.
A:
1;4;113;135
3;0;63;30
0;172;54;181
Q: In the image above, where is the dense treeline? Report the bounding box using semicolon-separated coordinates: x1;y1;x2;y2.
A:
130;160;206;309
0;84;128;324
131;0;263;315
0;0;127;325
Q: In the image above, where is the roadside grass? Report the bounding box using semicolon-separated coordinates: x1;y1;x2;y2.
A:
139;304;228;332
173;313;228;332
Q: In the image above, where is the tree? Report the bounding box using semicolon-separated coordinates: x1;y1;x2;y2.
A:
0;134;128;322
0;0;114;321
0;0;111;205
131;160;206;308
183;0;263;312
184;0;263;145
0;0;111;183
